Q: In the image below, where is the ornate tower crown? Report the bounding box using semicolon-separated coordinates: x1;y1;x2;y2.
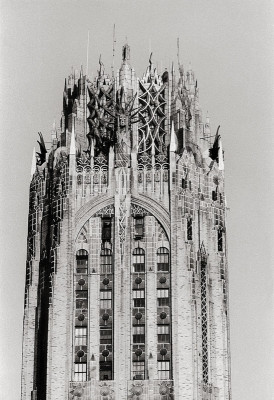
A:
22;44;230;400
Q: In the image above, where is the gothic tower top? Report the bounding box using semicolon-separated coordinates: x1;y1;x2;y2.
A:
22;43;230;400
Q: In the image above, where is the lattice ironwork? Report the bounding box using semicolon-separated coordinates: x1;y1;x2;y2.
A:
119;198;127;253
200;245;208;384
131;204;150;217
87;76;115;158
94;204;115;218
138;77;167;155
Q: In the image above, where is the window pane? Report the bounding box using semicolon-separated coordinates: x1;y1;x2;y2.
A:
75;327;87;346
74;363;87;381
132;361;145;380
157;248;169;272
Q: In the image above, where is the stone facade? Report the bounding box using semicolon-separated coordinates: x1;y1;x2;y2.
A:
21;44;231;400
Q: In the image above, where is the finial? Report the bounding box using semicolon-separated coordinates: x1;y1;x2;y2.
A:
122;42;130;63
31;147;36;179
99;54;104;76
149;52;153;68
170;121;177;152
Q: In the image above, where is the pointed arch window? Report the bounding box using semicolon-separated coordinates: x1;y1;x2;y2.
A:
100;249;112;274
133;248;145;272
157;247;169;272
76;249;88;274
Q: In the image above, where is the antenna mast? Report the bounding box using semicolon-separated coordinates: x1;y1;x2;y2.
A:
86;30;90;76
112;24;116;79
177;37;180;68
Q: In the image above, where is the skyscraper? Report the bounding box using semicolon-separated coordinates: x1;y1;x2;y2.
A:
21;44;231;400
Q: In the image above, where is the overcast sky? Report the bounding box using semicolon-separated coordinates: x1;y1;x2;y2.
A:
0;1;273;399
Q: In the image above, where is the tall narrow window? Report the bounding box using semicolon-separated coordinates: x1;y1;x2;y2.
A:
100;328;112;344
133;248;145;272
74;363;87;381
134;216;144;239
218;228;223;252
100;249;112;274
133;325;145;343
100;290;112;310
132;290;145;308
99;361;112;381
212;190;217;201
158;361;170;379
157;289;170;307
187;218;193;241
182;178;187;189
76;249;88;274
102;218;111;242
157;325;170;343
157;247;169;272
76;290;88;310
75;327;87;346
132;361;145;380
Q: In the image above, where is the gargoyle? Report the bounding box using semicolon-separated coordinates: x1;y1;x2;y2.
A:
36;132;47;165
209;125;221;162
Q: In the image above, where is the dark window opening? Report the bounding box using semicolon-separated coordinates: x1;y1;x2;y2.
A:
132;361;145;380
187;219;193;241
134;217;144;239
76;290;88;310
99;361;112;381
157;247;169;272
100;328;112;344
182;178;187;189
133;290;145;308
218;229;223;252
100;249;112;274
133;248;145;272
157;289;170;307
212;190;217;201
102;218;111;242
76;249;88;274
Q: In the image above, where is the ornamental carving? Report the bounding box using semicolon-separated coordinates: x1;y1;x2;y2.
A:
131;204;150;217
94;204;114;218
69;383;86;399
130;382;144;397
98;382;114;399
158;380;173;398
138;58;168;155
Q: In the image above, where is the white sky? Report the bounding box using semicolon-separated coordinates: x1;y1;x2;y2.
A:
0;1;273;399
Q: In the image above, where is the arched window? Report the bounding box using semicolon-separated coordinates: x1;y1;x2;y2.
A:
157;247;169;272
100;249;112;274
76;249;88;274
132;248;145;272
218;228;223;252
187;218;192;241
